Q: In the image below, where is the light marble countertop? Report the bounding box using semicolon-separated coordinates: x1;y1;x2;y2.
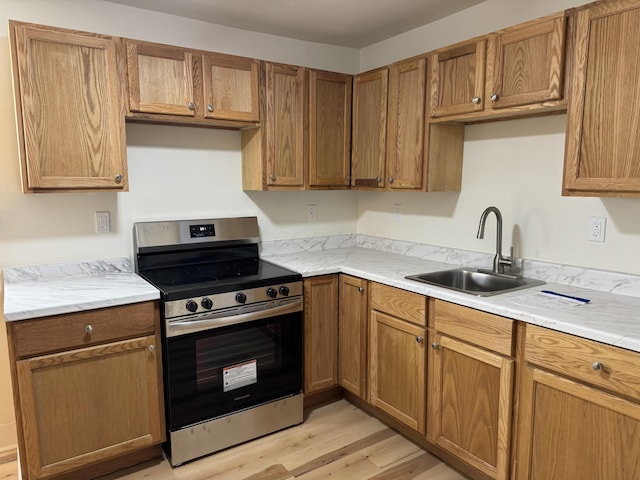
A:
262;246;640;354
3;258;159;321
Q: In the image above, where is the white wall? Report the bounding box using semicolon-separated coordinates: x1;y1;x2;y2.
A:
0;0;360;268
357;0;640;275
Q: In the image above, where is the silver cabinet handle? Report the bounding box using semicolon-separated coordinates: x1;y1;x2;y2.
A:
416;336;424;344
346;176;351;181
490;93;498;101
388;177;394;184
270;174;276;181
207;105;214;112
114;174;122;184
471;96;481;104
188;102;195;110
431;342;439;350
149;345;155;353
358;287;364;293
376;176;382;183
85;325;93;334
592;361;604;371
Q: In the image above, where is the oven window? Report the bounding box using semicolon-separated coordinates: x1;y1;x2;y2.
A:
195;324;280;391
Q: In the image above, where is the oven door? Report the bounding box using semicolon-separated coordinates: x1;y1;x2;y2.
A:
164;307;303;431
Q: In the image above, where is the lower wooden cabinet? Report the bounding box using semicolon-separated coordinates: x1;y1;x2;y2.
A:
303;275;339;393
428;299;514;480
515;324;640;479
6;301;164;480
369;283;426;433
338;275;368;399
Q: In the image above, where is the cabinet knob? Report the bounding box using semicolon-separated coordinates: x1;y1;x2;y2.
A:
270;174;276;181
85;325;93;334
114;174;122;184
416;336;424;344
346;176;351;181
207;105;214;112
149;345;155;353
592;361;604;371
388;177;394;184
358;287;365;293
471;96;481;104
431;342;439;350
490;93;498;102
376;176;382;183
188;102;195;111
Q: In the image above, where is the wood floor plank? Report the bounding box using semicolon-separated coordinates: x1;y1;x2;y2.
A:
360;430;422;468
242;463;293;480
368;452;440;479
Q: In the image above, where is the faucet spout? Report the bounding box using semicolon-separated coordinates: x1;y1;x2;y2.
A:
477;206;512;274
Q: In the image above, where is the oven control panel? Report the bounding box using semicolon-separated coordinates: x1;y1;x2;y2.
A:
165;281;303;319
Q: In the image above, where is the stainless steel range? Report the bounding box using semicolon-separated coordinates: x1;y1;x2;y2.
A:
134;217;303;466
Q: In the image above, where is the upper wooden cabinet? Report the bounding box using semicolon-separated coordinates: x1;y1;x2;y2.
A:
515;324;640;479
125;39;259;126
351;68;388;189
430;12;567;122
9;21;128;192
307;70;352;189
563;1;640;197
242;62;305;190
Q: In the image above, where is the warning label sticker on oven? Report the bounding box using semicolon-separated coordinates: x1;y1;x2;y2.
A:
223;360;257;392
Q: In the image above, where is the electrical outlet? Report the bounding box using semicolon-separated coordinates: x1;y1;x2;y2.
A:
589;216;606;242
393;204;402;222
95;211;110;233
307;204;317;223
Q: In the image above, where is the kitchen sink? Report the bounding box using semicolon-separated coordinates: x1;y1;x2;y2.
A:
405;267;544;297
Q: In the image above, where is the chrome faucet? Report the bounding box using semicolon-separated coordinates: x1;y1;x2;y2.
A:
476;206;513;275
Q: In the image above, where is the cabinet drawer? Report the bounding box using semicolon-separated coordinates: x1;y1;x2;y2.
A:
525;324;640;401
10;301;157;359
431;299;514;356
370;283;426;326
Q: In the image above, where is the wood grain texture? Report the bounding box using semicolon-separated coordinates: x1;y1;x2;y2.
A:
338;275;368;399
431;299;514;356
515;366;640;480
429;333;514;480
307;70;352;188
425;123;464;192
386;57;426;190
10;21;127;191
304;276;339;393
369;310;426;433
9;301;156;359
563;1;640;196
370;282;426;327
351;68;388;189
525;324;640;401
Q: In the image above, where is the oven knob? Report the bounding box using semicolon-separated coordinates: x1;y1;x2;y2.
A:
266;287;277;298
185;300;198;313
201;297;213;309
235;292;247;304
279;285;290;296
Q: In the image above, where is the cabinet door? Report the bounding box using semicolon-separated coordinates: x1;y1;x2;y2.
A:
369;310;425;433
126;40;195;116
515;366;640;480
15;335;163;480
386;57;426;190
10;23;127;191
486;14;566;110
202;53;259;122
308;70;352;188
564;2;640;196
303;276;339;393
265;63;305;187
428;333;513;480
430;38;486;117
338;275;368;399
351;68;388;189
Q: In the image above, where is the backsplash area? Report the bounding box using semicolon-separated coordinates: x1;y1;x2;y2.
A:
260;234;640;299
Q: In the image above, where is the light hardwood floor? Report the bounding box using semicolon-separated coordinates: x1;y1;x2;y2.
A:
2;400;468;479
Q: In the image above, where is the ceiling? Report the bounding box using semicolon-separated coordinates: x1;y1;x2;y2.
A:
106;0;486;48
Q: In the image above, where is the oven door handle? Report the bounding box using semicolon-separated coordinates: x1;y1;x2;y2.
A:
166;298;303;337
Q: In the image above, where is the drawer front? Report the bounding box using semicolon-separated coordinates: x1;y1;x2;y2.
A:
525;324;640;401
431;299;514;356
370;283;426;326
10;301;157;359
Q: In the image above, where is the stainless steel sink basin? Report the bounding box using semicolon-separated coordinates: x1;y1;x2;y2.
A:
405;268;544;296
